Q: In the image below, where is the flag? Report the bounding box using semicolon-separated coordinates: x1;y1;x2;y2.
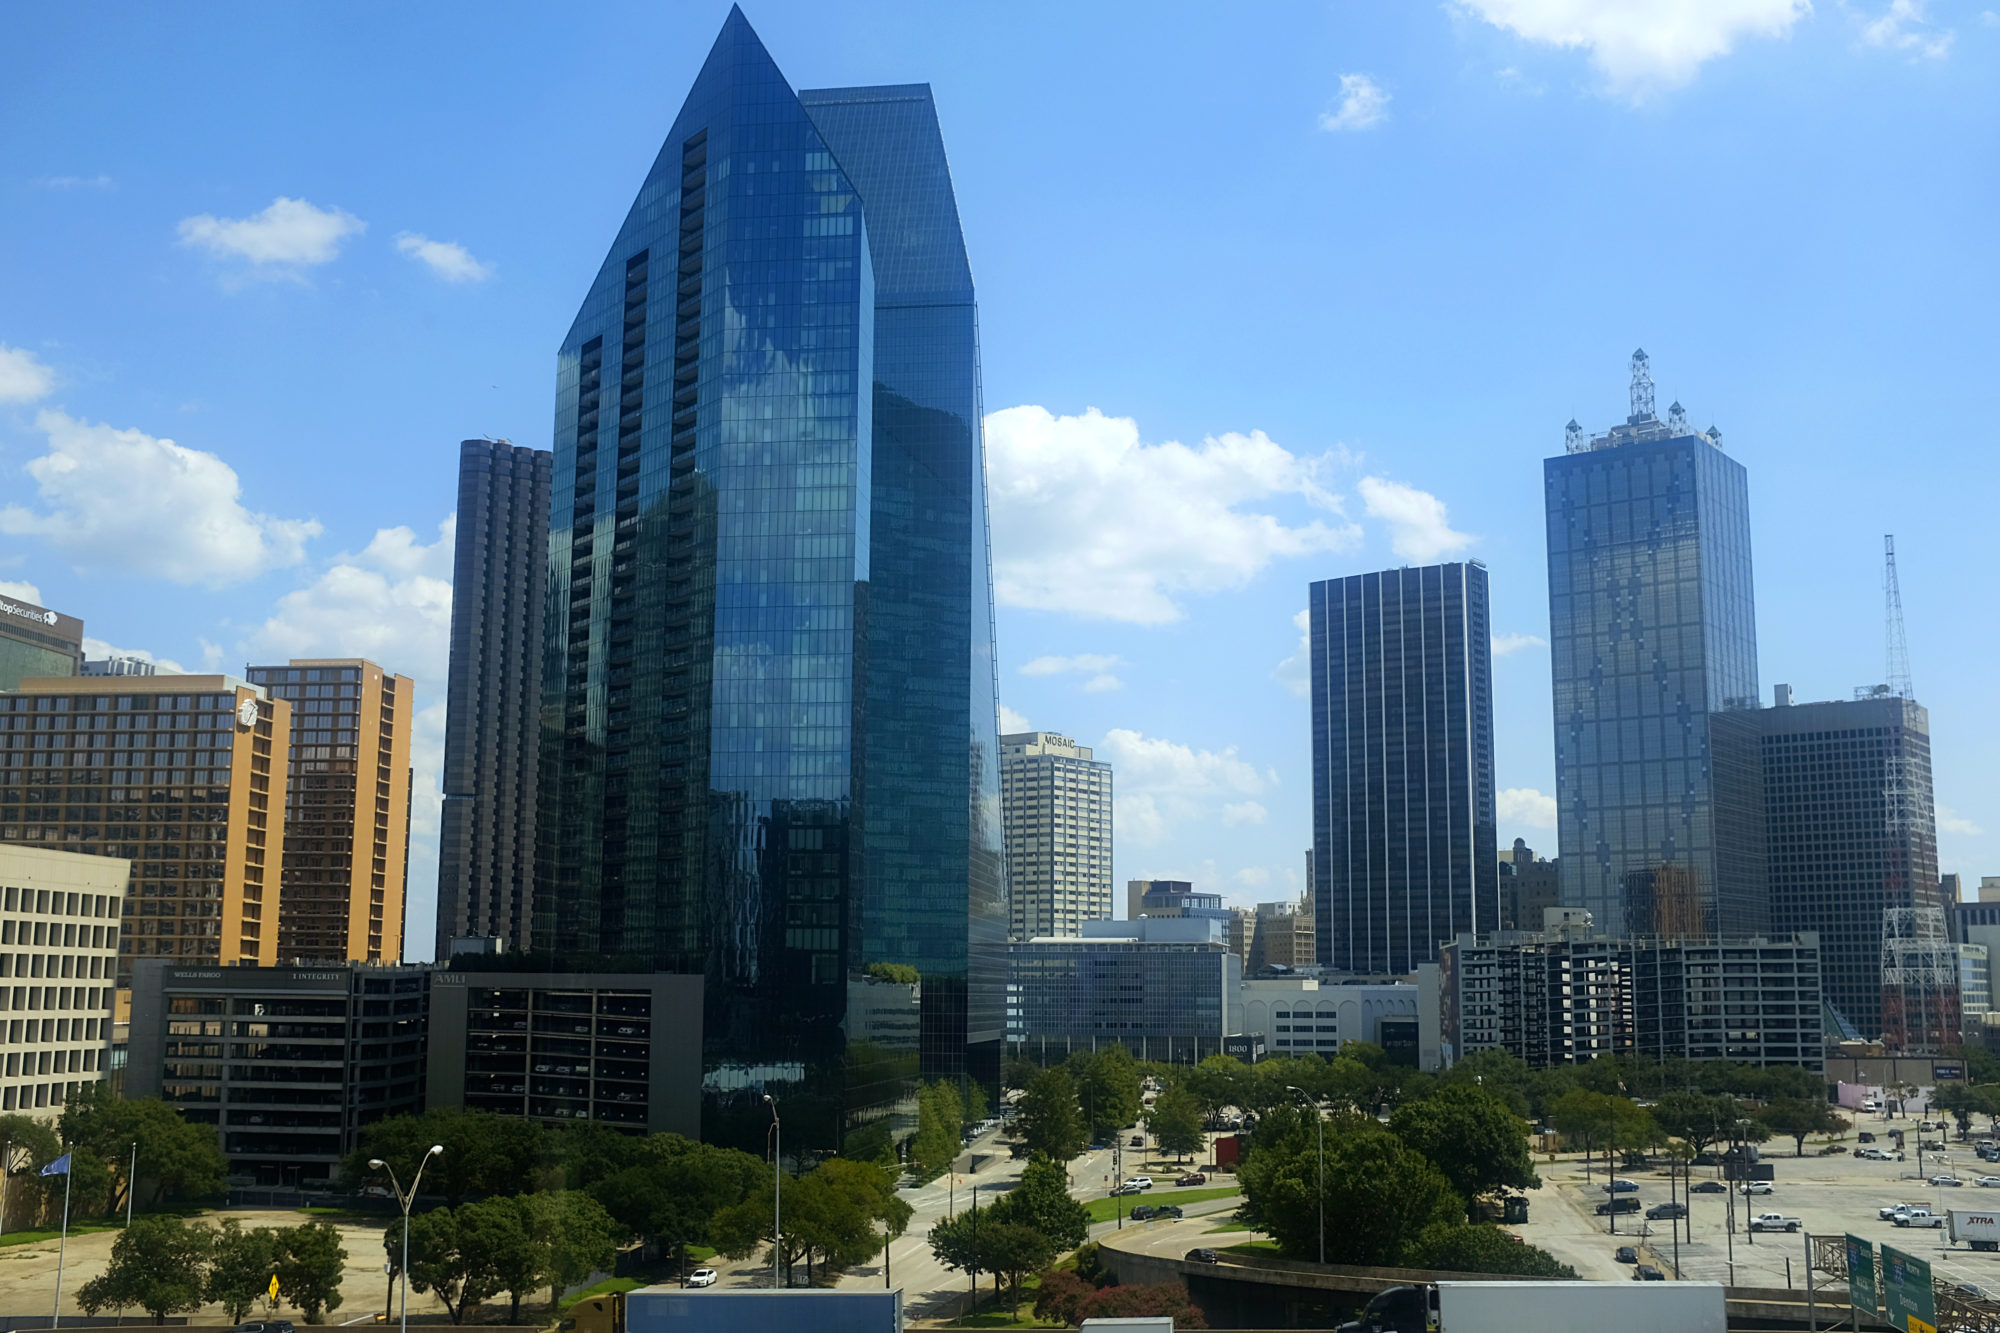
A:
40;1153;71;1177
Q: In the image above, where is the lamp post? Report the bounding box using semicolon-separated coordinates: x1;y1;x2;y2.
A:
763;1095;782;1289
368;1143;442;1333
125;1142;136;1229
1286;1086;1324;1266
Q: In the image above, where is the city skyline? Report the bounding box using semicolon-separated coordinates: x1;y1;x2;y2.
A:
2;3;1995;955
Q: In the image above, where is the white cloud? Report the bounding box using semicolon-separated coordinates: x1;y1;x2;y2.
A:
1939;805;1985;837
394;232;494;283
0;410;321;585
998;703;1032;734
35;174;114;191
0;579;44;603
1859;0;1955;58
246;518;455;685
0;345;56;403
986;405;1360;624
1232;866;1273;889
1492;632;1548;656
1101;727;1275;847
1984;9;2000;26
81;636;189;674
1021;652;1125;692
1498;786;1559;830
1318;73;1391;132
1223;801;1269;827
177;197;365;273
1359;475;1476;562
1456;0;1810;96
1274;608;1312;698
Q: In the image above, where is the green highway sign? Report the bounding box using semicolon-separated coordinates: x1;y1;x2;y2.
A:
1846;1234;1876;1318
1881;1243;1936;1333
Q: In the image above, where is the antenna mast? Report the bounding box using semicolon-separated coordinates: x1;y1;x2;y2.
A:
1884;534;1913;701
1628;348;1655;422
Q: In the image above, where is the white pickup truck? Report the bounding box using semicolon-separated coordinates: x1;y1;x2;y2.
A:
1891;1206;1948;1228
1750;1212;1802;1233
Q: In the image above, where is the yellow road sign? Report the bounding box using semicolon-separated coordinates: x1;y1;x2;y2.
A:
268;1275;280;1299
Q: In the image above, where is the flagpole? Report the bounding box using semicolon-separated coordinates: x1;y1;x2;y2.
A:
52;1163;71;1329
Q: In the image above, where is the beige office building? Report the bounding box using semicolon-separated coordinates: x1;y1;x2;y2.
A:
0;845;125;1115
246;660;414;963
3;675;290;983
1000;732;1112;940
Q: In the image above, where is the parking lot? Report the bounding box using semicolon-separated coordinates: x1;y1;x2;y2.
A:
1526;1132;2000;1294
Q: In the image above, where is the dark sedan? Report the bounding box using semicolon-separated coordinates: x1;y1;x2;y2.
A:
1690;1180;1727;1194
1646;1202;1688;1220
1614;1246;1638;1264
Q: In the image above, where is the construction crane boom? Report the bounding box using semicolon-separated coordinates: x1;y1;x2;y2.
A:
1884;534;1914;701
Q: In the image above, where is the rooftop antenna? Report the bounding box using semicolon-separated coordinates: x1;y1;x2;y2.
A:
1884;534;1914;701
1628;348;1655;423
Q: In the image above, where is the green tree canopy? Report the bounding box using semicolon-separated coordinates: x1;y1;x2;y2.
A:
60;1085;226;1212
714;1156;908;1285
0;1114;63;1228
1650;1091;1739;1159
587;1137;765;1275
1404;1222;1578;1278
206;1220;281;1323
77;1215;214;1323
985;1156;1089;1251
276;1221;346;1324
1237;1106;1461;1265
1012;1068;1087;1162
396;1205;504;1325
521;1190;621;1309
1068;1047;1143;1145
1147;1085;1207;1161
1756;1099;1847;1156
345;1108;547;1204
910;1079;965;1181
1389;1084;1539;1208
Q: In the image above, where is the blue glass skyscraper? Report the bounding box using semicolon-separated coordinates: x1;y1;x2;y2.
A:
1545;351;1764;940
538;8;1003;1154
1309;562;1498;975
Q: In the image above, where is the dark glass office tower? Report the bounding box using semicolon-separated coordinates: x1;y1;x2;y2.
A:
1735;691;1939;1041
538;8;1002;1155
1546;352;1763;939
436;440;552;959
1309;562;1498;975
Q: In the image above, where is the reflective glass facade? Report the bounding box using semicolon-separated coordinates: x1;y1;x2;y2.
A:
538;10;1000;1155
1309;562;1498;975
1546;386;1762;939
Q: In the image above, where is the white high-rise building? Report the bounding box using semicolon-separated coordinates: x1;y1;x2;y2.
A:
0;845;126;1116
1001;732;1112;940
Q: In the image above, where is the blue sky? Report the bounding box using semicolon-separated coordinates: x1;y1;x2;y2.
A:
2;2;1995;954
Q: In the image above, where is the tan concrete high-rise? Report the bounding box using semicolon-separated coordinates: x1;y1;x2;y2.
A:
1;675;290;980
1000;732;1112;940
246;660;413;963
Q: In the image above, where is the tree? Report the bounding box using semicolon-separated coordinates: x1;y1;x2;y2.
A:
979;1221;1056;1310
59;1085;227;1212
398;1205;511;1325
77;1215;213;1323
588;1135;766;1275
1757;1099;1847;1156
1186;1055;1252;1121
1033;1269;1097;1326
1011;1068;1086;1162
1004;1056;1041;1091
207;1220;281;1322
1389;1085;1539;1209
1404;1221;1578;1278
346;1109;547;1205
276;1221;347;1324
0;1114;62;1229
1147;1085;1206;1162
928;1207;986;1306
1237;1105;1461;1265
1068;1047;1143;1145
1652;1091;1737;1160
521;1191;620;1309
984;1156;1089;1251
910;1080;964;1181
1933;1084;1979;1140
711;1156;907;1286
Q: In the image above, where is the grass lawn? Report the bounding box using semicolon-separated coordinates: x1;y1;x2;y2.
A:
0;1222;121;1248
1204;1221;1256;1234
556;1277;646;1313
945;1310;1064;1329
1223;1240;1282;1257
1085;1184;1241;1224
686;1245;717;1262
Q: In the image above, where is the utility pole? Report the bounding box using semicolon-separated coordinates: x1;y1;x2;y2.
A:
125;1142;136;1229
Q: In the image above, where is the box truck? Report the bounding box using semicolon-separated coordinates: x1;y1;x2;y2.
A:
1949;1209;2000;1252
1333;1280;1726;1333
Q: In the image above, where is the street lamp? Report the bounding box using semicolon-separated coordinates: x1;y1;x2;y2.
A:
369;1144;443;1333
763;1095;782;1290
1285;1086;1324;1266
